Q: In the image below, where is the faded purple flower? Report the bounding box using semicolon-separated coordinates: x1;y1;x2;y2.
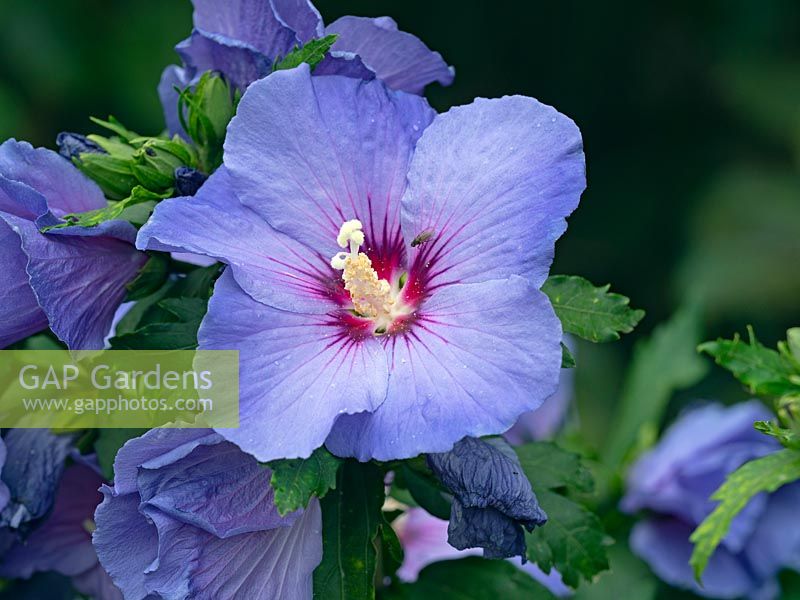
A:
0;430;120;599
0;140;148;350
394;507;570;596
621;401;800;600
93;429;322;599
159;0;454;137
0;462;121;600
138;65;584;462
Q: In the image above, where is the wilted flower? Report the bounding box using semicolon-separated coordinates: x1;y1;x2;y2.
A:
427;437;547;559
394;507;570;596
0;140;147;349
160;0;454;137
622;401;800;600
138;65;584;462
93;429;322;599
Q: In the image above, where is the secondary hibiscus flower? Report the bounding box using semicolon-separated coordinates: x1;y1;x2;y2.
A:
93;429;321;599
160;0;454;136
0;140;147;350
138;64;585;462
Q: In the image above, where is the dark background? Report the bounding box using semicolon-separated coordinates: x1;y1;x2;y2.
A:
2;0;799;436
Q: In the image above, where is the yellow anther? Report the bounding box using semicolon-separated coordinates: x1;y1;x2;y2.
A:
341;253;394;318
331;220;395;320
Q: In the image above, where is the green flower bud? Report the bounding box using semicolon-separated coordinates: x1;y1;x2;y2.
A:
179;72;239;172
71;116;198;198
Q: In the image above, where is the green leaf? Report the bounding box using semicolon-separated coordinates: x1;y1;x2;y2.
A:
75;116;196;197
517;442;609;587
515;442;593;494
395;464;452;521
378;514;405;583
526;490;609;589
274;34;339;71
542;275;643;343
788;328;800;362
90;115;141;143
313;461;385;600
604;304;708;466
94;428;149;479
177;72;238;172
72;153;139;200
699;326;800;398
690;449;800;580
109;264;221;350
561;343;577;368
754;419;800;449
41;186;167;233
267;447;343;516
126;253;170;301
382;557;557;599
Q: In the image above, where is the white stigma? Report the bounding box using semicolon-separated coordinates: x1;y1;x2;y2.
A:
330;220;395;320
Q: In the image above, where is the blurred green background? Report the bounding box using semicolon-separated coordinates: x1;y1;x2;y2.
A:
2;0;798;439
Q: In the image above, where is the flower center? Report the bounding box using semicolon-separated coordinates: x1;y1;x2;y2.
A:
331;220;410;332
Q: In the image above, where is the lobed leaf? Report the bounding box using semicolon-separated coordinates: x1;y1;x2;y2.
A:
517;442;608;587
542;275;644;343
526;490;609;589
274;34;339;71
699;326;800;398
267;447;343;516
689;449;800;580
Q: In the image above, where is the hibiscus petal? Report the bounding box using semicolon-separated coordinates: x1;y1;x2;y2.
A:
271;0;323;42
138;499;321;600
71;563;123;600
0;429;72;529
326;16;454;94
224;64;435;260
313;51;376;81
0;219;47;348
0;174;50;220
136;440;291;537
190;0;298;59
185;500;321;599
177;30;273;92
158;65;191;140
0;140;106;215
199;270;389;462
94;490;159;600
744;483;800;579
622;401;777;521
138;168;339;314
630;518;765;599
7;215;148;350
400;96;585;289
0;464;103;579
326;276;562;460
112;429;223;496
